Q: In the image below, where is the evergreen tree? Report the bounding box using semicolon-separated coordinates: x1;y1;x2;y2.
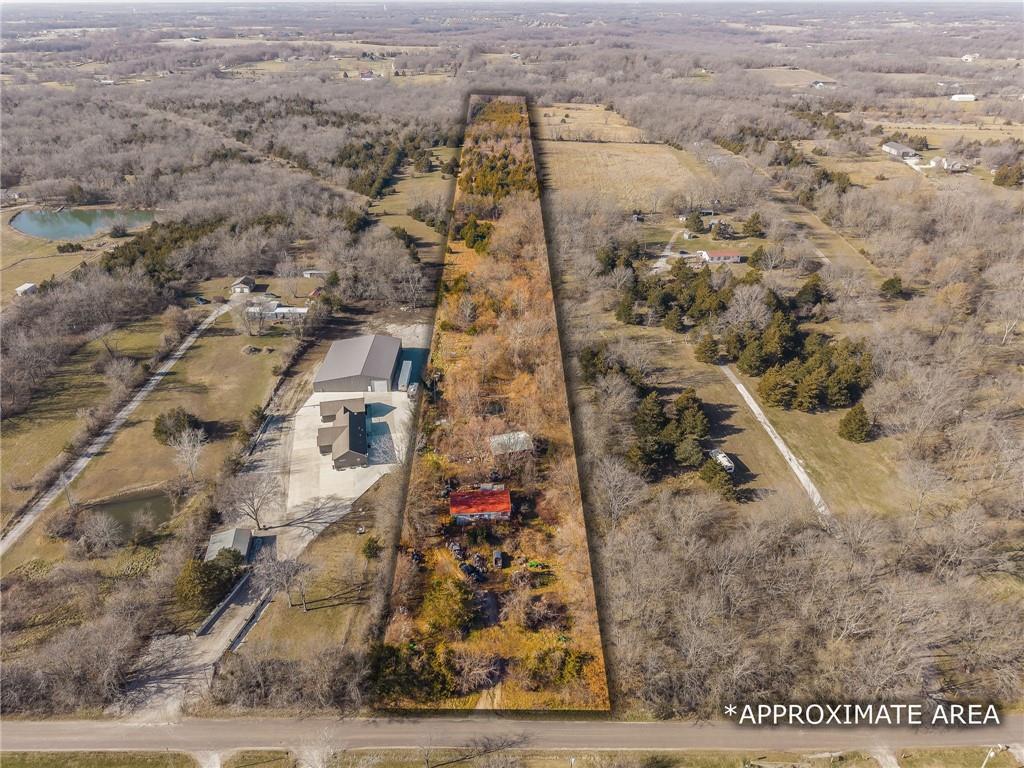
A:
825;367;856;408
794;273;825;310
722;328;745;361
742;211;765;237
635;393;668;437
758;365;795;408
737;338;768;376
838;402;872;442
673;389;710;438
674;437;704;468
663;306;684;332
694;333;718;364
684;210;705;233
615;292;637;324
793;364;829;411
699;459;736;500
749;245;766;269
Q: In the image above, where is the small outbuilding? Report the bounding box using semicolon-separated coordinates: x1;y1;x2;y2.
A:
204;527;253;562
231;276;255;294
313;334;402;393
882;141;920;159
15;282;38;297
449;488;512;525
489;431;534;457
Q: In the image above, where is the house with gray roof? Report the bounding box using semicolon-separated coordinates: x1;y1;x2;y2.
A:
489;431;534;457
882;141;919;159
317;408;368;469
313;334;402;393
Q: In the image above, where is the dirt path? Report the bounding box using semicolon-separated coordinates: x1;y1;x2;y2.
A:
718;363;832;518
0;304;230;556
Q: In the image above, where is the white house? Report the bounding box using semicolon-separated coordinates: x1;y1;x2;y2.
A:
961;53;980;63
302;269;328;279
231;276;255;293
696;250;743;264
15;282;38;297
950;94;977;102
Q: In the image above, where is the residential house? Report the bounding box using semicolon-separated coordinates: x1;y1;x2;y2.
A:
961;53;980;63
15;282;38;297
317;397;368;469
950;94;977;102
449;488;513;525
231;276;255;294
698;250;743;264
882;142;920;159
302;269;328;279
313;334;402;393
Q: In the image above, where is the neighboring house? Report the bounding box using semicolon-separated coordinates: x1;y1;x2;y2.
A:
317;406;368;469
204;528;253;562
246;300;308;321
810;80;837;89
302;269;328;279
231;276;255;293
882;141;920;159
14;282;37;297
313;334;402;393
961;53;980;62
449;488;513;525
359;70;375;80
698;250;743;264
950;93;977;102
489;431;534;458
943;158;970;173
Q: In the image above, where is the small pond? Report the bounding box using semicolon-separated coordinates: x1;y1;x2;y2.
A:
89;491;173;534
10;208;155;240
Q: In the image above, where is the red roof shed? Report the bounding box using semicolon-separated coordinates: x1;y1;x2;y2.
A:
449;489;512;522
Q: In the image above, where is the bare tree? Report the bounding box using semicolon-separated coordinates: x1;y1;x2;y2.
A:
222;473;281;530
103;356;138;400
168;426;207;483
251;551;313;609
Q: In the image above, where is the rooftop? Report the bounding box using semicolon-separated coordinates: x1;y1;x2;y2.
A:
204;527;252;562
450;488;512;517
314;334;402;385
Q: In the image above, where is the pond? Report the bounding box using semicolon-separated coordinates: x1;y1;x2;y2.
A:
88;491;173;535
10;208;155;240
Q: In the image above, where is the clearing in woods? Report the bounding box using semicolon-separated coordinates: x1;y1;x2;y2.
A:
383;95;608;711
746;66;837;88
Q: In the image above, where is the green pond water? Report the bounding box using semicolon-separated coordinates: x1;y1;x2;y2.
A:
10;208;154;240
89;492;173;532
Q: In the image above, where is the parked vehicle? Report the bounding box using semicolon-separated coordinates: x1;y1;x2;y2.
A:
709;448;735;474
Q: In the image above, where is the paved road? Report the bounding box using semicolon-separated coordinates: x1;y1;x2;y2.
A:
2;715;1021;753
718;363;832;518
0;304;231;556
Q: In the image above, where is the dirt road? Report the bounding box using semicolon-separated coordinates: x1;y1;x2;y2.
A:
2;715;1021;753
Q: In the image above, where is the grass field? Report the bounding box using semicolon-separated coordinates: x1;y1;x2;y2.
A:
534;140;711;210
224;751;294;768
796;140;921;188
1;753;197;768
532;102;646;143
0;317;166;526
746;66;837;88
0;209;109;298
896;748;1018;768
368;146;456;258
1;311;288;573
243;475;398;660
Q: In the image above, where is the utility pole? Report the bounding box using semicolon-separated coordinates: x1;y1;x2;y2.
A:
980;745;1007;768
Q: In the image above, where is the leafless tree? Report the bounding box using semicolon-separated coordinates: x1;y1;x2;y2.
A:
168;426;207;483
221;473;281;530
251;551;313;609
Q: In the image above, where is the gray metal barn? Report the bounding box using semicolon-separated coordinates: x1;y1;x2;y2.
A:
313;335;402;393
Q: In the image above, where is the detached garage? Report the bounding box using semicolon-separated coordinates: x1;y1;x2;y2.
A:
313;334;402;393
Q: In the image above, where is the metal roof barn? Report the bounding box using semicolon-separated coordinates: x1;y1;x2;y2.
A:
313;334;402;393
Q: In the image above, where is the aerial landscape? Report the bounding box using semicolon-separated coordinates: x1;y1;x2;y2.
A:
0;1;1021;767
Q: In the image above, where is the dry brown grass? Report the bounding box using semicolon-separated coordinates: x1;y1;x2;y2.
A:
746;66;836;88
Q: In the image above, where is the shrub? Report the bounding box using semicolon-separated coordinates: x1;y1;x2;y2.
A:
362;535;383;560
153;407;201;445
838;402;872;442
993;163;1022;188
421;577;475;638
880;276;904;300
175;549;245;611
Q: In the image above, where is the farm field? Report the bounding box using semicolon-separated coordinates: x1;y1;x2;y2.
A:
0;754;197;768
534;140;711;210
532;102;646;142
0;316;165;527
795;140;921;188
1;209;107;298
1;311;289;573
746;66;836;88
